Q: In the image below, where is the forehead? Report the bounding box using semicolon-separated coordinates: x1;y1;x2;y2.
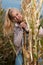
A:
11;9;21;15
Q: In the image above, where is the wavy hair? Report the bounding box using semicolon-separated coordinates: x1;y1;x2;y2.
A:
3;8;15;36
3;8;23;37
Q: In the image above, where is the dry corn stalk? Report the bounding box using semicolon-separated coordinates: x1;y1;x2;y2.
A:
21;0;43;65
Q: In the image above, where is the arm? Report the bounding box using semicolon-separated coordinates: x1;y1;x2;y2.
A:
20;22;29;33
39;27;43;37
24;23;29;33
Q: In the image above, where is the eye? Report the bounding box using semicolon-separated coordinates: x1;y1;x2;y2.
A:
12;16;15;18
16;13;18;16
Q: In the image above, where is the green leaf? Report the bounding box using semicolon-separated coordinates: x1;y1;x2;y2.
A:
33;53;38;59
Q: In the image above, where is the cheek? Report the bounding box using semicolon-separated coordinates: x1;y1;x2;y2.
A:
19;14;22;18
20;15;22;18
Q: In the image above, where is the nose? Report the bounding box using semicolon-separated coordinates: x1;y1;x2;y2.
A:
16;14;22;19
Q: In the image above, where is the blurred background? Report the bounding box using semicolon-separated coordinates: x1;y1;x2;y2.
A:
2;0;21;9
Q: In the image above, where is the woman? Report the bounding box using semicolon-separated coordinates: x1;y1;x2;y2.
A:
3;8;29;65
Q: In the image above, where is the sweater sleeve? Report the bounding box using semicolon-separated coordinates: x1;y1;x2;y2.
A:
39;27;43;37
24;23;29;33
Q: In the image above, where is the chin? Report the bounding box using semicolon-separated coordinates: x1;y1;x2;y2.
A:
15;19;22;23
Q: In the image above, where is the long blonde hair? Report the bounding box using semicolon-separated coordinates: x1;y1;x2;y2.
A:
3;8;24;37
3;8;14;37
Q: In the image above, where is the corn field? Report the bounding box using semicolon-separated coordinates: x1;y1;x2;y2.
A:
0;0;43;65
21;0;43;65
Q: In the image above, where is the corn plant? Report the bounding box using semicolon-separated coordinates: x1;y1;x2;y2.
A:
21;0;43;65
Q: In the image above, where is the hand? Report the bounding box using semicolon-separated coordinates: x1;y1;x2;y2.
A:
20;22;27;29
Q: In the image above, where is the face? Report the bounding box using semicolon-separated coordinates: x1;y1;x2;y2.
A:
11;9;23;23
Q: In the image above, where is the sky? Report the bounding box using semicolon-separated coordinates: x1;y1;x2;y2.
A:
2;0;21;9
1;0;43;16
